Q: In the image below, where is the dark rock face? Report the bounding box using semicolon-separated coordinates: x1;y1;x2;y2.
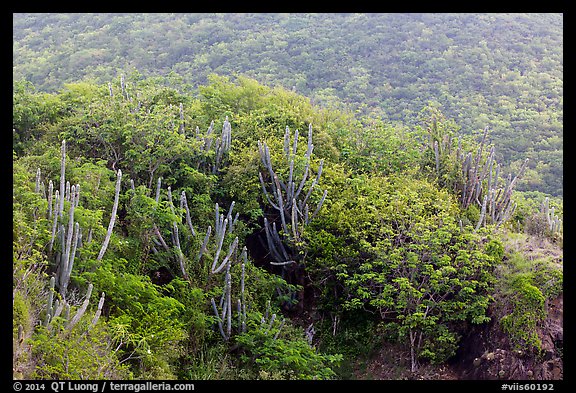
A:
458;294;563;380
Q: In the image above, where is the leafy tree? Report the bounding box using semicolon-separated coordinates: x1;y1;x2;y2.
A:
306;174;499;372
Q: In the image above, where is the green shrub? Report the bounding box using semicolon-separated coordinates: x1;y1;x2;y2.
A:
31;318;131;379
499;274;546;353
235;312;342;380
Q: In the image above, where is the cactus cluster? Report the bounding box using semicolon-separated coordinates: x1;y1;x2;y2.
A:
427;125;528;230
210;246;248;341
143;176;248;341
36;140;105;330
194;117;232;174
257;124;327;266
258;300;285;340
541;197;562;234
43;276;105;331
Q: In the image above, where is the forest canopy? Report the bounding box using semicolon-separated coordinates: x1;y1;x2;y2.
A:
13;13;563;196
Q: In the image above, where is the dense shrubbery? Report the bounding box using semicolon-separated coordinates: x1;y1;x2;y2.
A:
13;74;562;379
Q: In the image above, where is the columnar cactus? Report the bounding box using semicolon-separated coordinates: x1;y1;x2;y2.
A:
38;140;105;332
210;246;249;341
195;117;233;174
542;197;562;234
97;169;122;261
428;125;528;229
58;140;66;217
257;124;327;266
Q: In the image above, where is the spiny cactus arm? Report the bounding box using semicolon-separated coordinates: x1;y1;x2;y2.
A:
225;201;236;231
67;283;93;330
60;186;77;296
65;181;71;202
240;250;247;333
293;158;311;202
196;226;212;263
204;121;215;152
74;184;80;207
91;292;105;327
49;191;60;253
310;189;328;223
152;225;170;252
283;126;291;158
286;158;295;203
258;141;278;188
59;140;66;217
222;116;232;152
212;237;239;274
300;159;324;211
47;180;54;219
51;298;64;320
97;169;122;261
306;123;314;157
212;218;228;269
480;147;495;189
291;199;300;242
214;203;225;238
292;128;300;156
274;175;289;234
173;223;188;280
155;177;162;203
180;191;196;237
225;270;232;339
496;200;516;228
167;186;179;246
475;195;488;232
259;172;281;210
44;276;56;326
263;218;284;262
269;260;297;266
263;217;290;263
35;168;41;194
61;222;81;297
211;298;227;340
264;313;277;335
543;197;551;226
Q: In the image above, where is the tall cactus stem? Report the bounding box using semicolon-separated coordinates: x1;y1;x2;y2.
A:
58;140;66;217
67;283;93;330
97;169;122;261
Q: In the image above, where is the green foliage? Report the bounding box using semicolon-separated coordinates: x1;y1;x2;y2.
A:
12;68;562;380
13;13;563;195
30;319;131;379
495;248;562;355
306;173;498;371
235;311;342;380
499;274;546;353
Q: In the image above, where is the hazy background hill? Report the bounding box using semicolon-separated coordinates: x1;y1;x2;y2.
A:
12;12;563;196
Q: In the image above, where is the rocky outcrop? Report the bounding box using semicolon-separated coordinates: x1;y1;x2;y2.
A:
458;294;563;380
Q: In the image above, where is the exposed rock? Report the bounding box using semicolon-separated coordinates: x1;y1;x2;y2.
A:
456;294;563;380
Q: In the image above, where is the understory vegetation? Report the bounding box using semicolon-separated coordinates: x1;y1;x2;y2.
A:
13;73;563;380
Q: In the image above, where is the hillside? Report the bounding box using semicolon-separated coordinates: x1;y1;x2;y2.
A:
12;13;563;196
13;12;563;383
13;74;563;382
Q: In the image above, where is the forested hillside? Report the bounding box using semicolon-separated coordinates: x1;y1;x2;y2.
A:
13;73;563;381
13;13;563;196
13;13;563;382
